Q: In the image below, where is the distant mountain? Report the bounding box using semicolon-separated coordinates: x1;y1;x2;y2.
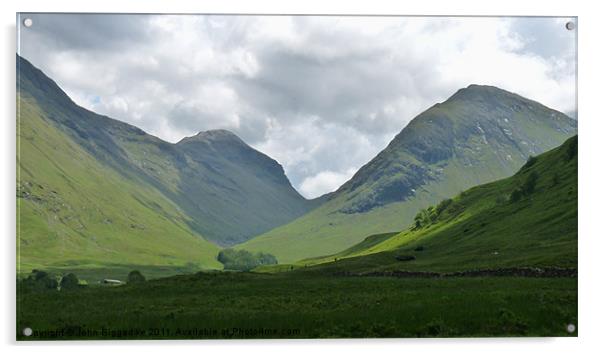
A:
173;128;320;245
239;85;577;262
17;55;319;271
302;135;578;274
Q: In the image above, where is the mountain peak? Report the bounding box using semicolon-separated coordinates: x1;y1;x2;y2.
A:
447;84;524;103
196;129;238;138
178;129;244;145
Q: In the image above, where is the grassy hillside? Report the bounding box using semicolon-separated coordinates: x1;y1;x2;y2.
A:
299;135;577;273
17;54;319;251
17;91;221;273
239;86;577;263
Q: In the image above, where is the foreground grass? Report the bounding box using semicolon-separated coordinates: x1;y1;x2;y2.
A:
17;272;576;340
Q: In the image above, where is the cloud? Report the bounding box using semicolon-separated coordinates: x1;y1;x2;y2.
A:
18;14;576;198
300;169;357;199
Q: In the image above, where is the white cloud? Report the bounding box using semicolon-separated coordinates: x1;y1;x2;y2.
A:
19;15;576;198
300;169;357;199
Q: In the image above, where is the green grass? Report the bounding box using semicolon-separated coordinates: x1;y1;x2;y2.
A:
17;272;577;340
238;86;576;263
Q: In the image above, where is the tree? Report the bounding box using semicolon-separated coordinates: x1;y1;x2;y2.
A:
435;199;453;216
522;171;539;195
257;252;278;266
566;137;577;161
127;270;146;284
523;156;537;170
20;270;58;292
60;273;80;290
509;188;523;203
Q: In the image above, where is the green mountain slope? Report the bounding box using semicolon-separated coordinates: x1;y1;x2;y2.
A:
239;85;577;262
17;82;221;272
300;135;577;273
17;55;320;271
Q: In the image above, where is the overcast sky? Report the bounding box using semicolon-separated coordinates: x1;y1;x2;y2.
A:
18;14;576;198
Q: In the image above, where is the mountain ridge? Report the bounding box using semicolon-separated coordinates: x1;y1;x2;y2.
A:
238;84;576;262
17;55;322;274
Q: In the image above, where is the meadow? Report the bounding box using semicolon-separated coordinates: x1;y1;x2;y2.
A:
17;271;577;340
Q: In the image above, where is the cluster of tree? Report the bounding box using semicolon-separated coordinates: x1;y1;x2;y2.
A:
509;171;539;203
217;249;278;271
413;198;454;229
19;269;146;292
19;270;82;292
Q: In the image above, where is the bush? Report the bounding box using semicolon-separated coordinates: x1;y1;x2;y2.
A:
127;270;146;284
60;273;80;290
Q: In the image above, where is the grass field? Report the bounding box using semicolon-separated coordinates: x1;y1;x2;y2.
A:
17;271;577;340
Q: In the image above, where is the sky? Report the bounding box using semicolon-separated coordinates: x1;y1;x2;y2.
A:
18;14;577;198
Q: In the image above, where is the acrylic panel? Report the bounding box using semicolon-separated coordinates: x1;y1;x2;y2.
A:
16;13;577;340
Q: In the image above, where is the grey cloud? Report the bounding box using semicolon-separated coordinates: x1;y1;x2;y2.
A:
21;13;153;52
18;14;576;198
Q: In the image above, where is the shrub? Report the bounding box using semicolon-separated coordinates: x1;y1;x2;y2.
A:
127;270;146;284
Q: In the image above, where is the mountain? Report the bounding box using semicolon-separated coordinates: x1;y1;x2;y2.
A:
299;135;578;273
172;129;320;245
16;55;318;272
239;85;577;262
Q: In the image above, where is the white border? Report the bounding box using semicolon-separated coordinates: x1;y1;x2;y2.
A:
2;1;601;353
